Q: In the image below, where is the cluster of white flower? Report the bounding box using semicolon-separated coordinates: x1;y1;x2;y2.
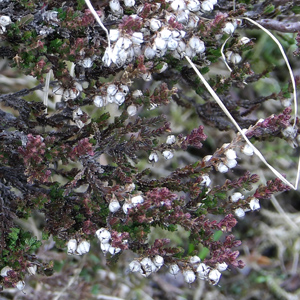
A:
129;255;164;277
167;256;226;285
123;195;144;214
67;239;90;255
53;82;83;101
1;266;26;291
93;83;129;108
0;15;11;33
95;228;127;256
148;135;177;163
231;192;261;218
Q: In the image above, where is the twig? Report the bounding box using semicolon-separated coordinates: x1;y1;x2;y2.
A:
257;19;300;33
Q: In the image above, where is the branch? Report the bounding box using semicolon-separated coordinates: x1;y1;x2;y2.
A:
257;19;300;33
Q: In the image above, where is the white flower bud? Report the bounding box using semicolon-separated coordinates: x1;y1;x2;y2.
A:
239;37;251;44
166;135;176;144
177;40;186;53
123;202;133;214
141;72;152;81
79;57;93;68
230;53;242;64
234;207;245;218
154;37;167;50
249;198;260;211
109;29;120;42
76;240;90;255
223;22;236;35
167;39;178;51
203;155;212;162
201;0;214;11
242;144;254;156
96;228;111;244
124;0;135;7
216;162;228;173
144;46;156;59
27;265;37;276
131;195;144;206
183;269;196;284
100;242;111;254
217;262;228;272
16;280;25;291
162;150;173;160
282;126;297;139
185;45;196;58
230;192;244;203
109;246;121;255
169;264;180;275
109;200;121;213
107;84;118;96
201;175;211;186
150;18;161;31
132;90;143;98
160;28;172;40
153;255;164;269
225;158;237;169
127;104;137;116
172;30;181;39
190;256;201;264
129;260;142;273
209;0;218;4
1;266;12;277
187;0;201;11
114;92;126;105
225;149;237;160
189;36;205;53
140;257;157;275
170;0;186;11
110;0;122;13
0;16;11;27
67;239;77;255
176;10;189;24
208;269;221;285
197;263;210;279
149;152;159;163
132;32;143;44
187;14;199;29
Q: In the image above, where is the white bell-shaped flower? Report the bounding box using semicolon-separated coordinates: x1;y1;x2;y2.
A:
27;265;37;276
0;16;11;27
132;32;143;44
167;39;178;51
235;207;245;218
230;192;244;203
225;158;237;169
141;72;152;81
109;200;121;213
140;257;157;276
96;228;111;244
170;0;186;11
166;135;176;144
94;96;105;108
225;149;237;160
100;242;111;255
201;175;211;186
144;46;156;59
190;256;201;264
124;0;135;7
107;84;118;96
183;269;196;284
16;280;25;291
197;263;210;279
169;264;180;275
114;92;126;105
76;240;90;255
162;150;173;160
223;22;236;35
149;152;159;163
217;262;228;272
109;246;121;255
249;198;260;211
109;29;120;42
154;37;167;50
187;0;201;11
208;269;221;285
242;144;254;156
149;18;161;31
153;255;164;269
127;104;137;116
67;239;77;255
1;266;12;277
123;202;133;214
131;195;144;206
216;162;228;173
201;0;214;11
160;28;172;40
176;10;189;24
129;260;142;272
